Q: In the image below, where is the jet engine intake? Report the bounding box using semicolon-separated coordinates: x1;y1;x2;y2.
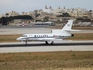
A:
71;34;74;37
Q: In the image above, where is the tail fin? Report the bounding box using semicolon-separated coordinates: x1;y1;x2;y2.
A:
51;20;79;34
62;20;80;32
62;20;73;31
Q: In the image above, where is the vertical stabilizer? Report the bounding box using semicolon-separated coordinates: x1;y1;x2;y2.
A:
62;20;73;30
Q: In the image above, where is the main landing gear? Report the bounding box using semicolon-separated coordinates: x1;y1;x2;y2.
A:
25;41;27;45
45;41;54;45
51;41;54;44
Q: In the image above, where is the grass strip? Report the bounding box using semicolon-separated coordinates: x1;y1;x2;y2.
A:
0;51;93;69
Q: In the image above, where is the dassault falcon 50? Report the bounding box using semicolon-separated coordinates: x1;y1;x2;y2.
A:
17;20;79;44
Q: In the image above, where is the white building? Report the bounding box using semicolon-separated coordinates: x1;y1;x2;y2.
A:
21;11;34;15
42;6;53;13
6;11;19;17
68;8;88;17
0;14;3;18
52;7;68;15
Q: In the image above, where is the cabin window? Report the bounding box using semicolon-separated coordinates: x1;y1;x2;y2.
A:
29;35;32;37
40;35;42;37
34;35;36;37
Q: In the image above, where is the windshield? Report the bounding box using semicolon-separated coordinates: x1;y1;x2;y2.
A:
22;35;27;37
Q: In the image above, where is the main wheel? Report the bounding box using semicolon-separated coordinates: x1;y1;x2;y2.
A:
25;41;27;45
45;41;48;44
51;41;54;44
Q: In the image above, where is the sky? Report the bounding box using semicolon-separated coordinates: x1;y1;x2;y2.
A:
0;0;93;14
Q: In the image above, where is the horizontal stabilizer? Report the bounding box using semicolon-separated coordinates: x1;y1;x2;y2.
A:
65;29;80;32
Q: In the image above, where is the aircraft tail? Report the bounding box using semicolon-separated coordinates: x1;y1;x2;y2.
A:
52;20;79;34
62;20;79;32
62;20;73;31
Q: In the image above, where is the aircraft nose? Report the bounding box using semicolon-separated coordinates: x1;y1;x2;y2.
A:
16;37;21;40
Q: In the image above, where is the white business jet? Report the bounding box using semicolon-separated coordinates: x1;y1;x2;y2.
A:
17;20;78;44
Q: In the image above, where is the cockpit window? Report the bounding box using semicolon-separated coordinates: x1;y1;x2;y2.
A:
22;35;27;37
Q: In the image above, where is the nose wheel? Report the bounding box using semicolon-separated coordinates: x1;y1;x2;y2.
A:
45;41;54;44
45;41;48;44
25;41;27;45
51;41;54;44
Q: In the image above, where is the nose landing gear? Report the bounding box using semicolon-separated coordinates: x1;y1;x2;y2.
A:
25;41;27;45
45;41;54;45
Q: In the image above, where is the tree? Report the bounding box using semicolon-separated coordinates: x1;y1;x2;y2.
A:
57;12;71;17
0;15;33;25
43;16;49;22
62;13;71;17
14;15;33;19
76;18;83;20
1;17;8;25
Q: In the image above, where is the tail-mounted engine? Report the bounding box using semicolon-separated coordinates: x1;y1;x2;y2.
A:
71;34;74;37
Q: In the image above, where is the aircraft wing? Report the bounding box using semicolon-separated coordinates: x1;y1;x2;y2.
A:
37;38;63;41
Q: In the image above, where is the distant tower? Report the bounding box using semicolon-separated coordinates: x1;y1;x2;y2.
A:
64;6;66;9
58;6;60;9
49;6;52;9
45;5;48;9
